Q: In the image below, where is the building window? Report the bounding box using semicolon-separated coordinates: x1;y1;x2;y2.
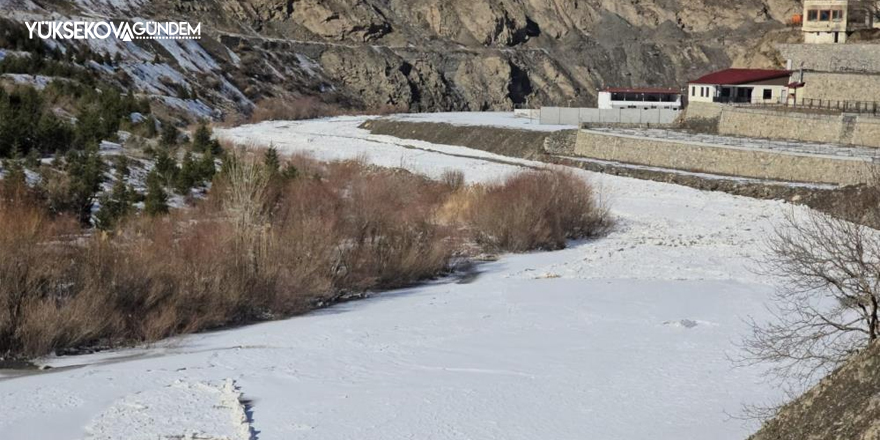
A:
807;10;818;21
819;10;831;21
763;89;772;100
832;10;843;21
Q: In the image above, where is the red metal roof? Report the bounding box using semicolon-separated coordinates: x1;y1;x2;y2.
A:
602;87;681;94
689;69;791;85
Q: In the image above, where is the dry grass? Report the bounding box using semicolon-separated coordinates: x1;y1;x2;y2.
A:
247;96;406;124
0;157;610;359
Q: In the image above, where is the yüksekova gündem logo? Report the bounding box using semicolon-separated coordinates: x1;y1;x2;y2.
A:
26;21;201;42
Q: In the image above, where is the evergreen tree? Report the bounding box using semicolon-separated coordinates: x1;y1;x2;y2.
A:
191;122;221;155
153;148;178;184
144;116;158;138
24;146;40;169
2;146;26;189
35;112;74;155
1;147;28;202
63;146;106;225
160;122;179;147
282;163;299;180
95;178;133;230
197;150;216;182
264;146;280;175
175;151;197;194
144;169;169;217
114;155;131;179
74;107;103;149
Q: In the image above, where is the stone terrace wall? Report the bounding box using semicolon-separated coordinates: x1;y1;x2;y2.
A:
779;44;880;73
683;103;880;148
574;129;872;185
719;108;844;144
797;71;880;102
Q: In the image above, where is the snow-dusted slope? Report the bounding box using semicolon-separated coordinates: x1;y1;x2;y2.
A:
0;115;802;440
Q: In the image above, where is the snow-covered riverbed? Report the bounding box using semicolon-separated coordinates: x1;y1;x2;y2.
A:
1;115;801;439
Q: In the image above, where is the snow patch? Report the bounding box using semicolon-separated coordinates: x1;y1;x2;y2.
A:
154;39;219;73
0;73;62;90
158;96;218;120
296;53;322;77
85;379;252;440
123;62;190;95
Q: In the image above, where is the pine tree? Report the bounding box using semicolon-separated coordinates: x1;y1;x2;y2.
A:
2;146;26;189
197;149;216;182
144;116;158;138
114;155;131;179
144;169;169;217
64;146;107;225
24;147;40;169
1;147;28;202
160;122;179;147
282;163;299;180
95;178;133;230
175;151;197;194
264;146;280;175
191;122;221;155
192;123;211;152
153;148;178;184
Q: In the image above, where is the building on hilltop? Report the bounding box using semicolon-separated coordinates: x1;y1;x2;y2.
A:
597;88;682;110
687;69;791;105
802;0;874;43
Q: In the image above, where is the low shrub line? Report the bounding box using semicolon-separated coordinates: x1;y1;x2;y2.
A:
0;150;611;359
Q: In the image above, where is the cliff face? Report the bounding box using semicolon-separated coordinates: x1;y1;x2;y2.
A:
0;0;803;118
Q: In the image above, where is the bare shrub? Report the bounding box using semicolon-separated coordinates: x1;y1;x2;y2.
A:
441;169;465;191
247;96;406;124
337;169;454;289
249;97;343;123
742;209;880;387
0;153;611;359
464;169;610;252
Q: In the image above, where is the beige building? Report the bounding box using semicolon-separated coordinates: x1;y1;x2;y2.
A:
688;69;791;104
803;0;874;44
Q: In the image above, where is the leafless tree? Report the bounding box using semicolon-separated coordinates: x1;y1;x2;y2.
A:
741;208;880;387
219;148;271;273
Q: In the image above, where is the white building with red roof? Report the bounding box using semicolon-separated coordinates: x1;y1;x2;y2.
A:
687;69;791;104
598;87;682;110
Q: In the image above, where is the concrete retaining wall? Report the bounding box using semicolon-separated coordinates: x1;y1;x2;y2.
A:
574;129;872;185
514;109;540;119
540;107;679;126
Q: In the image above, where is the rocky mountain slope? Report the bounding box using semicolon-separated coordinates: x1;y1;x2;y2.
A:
0;0;802;120
749;341;880;440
